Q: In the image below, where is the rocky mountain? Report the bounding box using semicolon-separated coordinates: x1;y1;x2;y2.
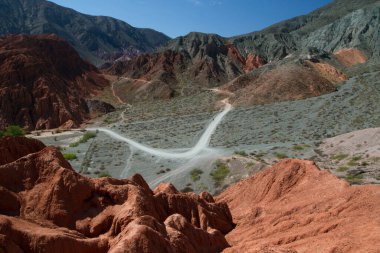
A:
108;33;266;102
0;137;379;252
110;0;379;105
0;0;170;66
0;34;109;130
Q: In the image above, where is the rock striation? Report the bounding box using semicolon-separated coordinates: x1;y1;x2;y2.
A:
0;137;233;253
0;34;108;130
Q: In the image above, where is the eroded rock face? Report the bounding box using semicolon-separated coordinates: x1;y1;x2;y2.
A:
217;159;380;253
0;137;233;253
0;34;108;130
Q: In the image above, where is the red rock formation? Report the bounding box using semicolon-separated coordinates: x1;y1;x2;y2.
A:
0;137;233;253
244;53;266;72
0;136;45;166
226;45;266;73
334;48;367;67
0;34;108;130
217;159;380;253
224;62;342;106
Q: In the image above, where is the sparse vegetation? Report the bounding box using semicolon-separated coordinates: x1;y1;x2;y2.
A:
98;171;111;178
331;154;349;161
346;174;364;184
276;153;288;159
190;168;203;182
292;145;304;151
337;166;349;172
210;161;230;187
69;131;97;147
63;153;77;160
347;156;362;166
234;150;248;157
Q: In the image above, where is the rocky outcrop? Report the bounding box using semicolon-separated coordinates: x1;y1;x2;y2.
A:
0;0;170;66
217;159;380;253
0;34;108;130
1;138;380;252
223;59;346;106
0;137;233;253
0;136;45;166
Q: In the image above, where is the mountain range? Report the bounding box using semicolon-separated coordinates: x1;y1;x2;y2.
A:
0;0;170;66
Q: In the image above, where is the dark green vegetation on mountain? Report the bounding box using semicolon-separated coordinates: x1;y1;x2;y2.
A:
0;0;170;66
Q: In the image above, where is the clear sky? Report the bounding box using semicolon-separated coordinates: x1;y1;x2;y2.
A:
48;0;333;38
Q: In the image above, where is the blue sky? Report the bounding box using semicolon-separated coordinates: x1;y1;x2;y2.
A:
48;0;333;38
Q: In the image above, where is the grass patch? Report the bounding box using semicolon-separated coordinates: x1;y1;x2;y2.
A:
190;168;203;182
292;145;304;151
69;131;97;147
346;174;364;184
347;156;362;166
331;154;349;161
246;162;255;170
234;150;248;157
275;153;288;159
210;161;230;187
63;153;77;160
337;166;349;172
98;171;111;178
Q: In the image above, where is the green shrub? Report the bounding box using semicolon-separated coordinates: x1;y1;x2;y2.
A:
3;125;25;137
98;171;111;178
0;131;3;138
275;153;288;159
331;154;349;161
69;131;97;147
210;161;230;187
79;131;97;143
63;153;77;160
346;174;363;184
292;145;304;151
337;166;349;172
190;168;203;182
234;150;248;157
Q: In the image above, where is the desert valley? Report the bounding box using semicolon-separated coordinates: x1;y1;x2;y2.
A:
0;0;380;252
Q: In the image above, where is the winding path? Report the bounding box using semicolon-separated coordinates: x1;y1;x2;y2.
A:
88;99;232;160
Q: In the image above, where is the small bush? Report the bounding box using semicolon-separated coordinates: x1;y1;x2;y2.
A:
63;153;77;160
275;153;288;159
3;125;25;137
79;131;97;143
210;161;230;187
69;131;97;147
190;168;203;182
234;150;248;157
0;131;3;138
337;166;349;172
98;171;111;178
331;154;349;161
292;145;304;151
346;174;363;184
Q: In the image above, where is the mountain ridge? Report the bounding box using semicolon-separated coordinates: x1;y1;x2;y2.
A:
0;0;170;66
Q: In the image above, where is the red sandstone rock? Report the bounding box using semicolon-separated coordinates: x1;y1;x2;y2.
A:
0;137;233;253
217;159;380;253
0;136;45;165
0;34;108;130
